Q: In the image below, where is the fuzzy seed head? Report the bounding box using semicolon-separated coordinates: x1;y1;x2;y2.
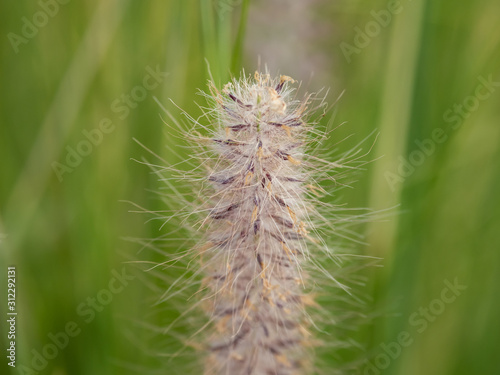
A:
141;71;368;375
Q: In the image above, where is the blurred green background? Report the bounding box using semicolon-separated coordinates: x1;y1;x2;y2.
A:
1;0;499;374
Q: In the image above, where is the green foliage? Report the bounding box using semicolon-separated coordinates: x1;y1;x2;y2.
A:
0;0;499;374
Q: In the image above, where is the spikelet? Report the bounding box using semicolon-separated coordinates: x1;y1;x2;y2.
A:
135;71;372;375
